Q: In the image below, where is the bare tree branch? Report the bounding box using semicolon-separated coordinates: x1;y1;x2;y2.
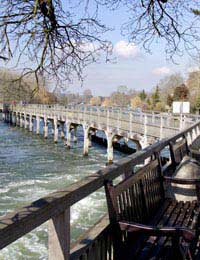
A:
100;0;200;60
0;0;112;89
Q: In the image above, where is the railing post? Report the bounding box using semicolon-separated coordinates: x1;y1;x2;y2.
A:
54;117;58;143
144;114;147;139
107;108;110;129
160;116;163;139
106;131;113;164
179;113;183;130
117;110;120;132
36;116;40;134
65;122;71;148
24;114;28;129
152;112;155;124
48;209;70;260
73;125;77;143
29;115;33;132
83;124;89;156
140;111;143;122
119;108;122;130
44;117;48;138
60;123;65;139
129;111;132;138
20;113;23;127
84;106;86;122
97;107;100;125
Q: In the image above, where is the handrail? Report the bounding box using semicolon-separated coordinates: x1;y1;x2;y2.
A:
0;117;199;257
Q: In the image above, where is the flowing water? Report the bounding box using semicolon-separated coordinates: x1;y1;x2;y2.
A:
0;121;125;260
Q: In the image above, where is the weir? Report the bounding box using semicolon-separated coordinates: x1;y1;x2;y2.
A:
0;104;200;259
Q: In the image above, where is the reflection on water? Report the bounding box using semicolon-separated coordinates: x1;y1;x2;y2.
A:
0;122;125;260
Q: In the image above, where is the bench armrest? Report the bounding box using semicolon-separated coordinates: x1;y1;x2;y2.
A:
190;149;200;161
119;221;195;242
164;176;200;185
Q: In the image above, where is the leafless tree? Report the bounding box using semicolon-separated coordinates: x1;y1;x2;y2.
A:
101;0;200;60
0;0;111;89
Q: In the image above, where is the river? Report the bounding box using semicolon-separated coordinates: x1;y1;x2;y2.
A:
0;121;125;260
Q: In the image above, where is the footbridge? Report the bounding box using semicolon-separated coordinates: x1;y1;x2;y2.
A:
3;104;199;163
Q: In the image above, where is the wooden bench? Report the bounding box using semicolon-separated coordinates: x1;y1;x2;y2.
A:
105;157;200;259
169;136;190;170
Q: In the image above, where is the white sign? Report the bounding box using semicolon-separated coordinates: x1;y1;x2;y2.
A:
173;101;190;114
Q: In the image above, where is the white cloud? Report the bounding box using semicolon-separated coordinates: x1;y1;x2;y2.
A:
152;66;171;75
114;40;139;59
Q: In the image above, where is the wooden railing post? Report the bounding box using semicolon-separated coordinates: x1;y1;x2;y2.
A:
49;209;70;260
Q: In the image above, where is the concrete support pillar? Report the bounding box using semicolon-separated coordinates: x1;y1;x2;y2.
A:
29;116;33;132
65;122;71;148
20;114;24;127
60;123;65;139
44;118;48;139
83;125;90;156
11;113;15;125
73;126;77;143
2;112;5;121
106;131;114;164
54;118;58;143
18;115;21;126
88;133;92;147
36;116;40;134
24;115;28;129
16;115;18;126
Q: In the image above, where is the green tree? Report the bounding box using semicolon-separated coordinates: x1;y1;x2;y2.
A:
158;73;184;103
167;94;173;107
151;86;160;106
173;84;189;101
0;69;56;104
186;70;200;104
139;90;147;101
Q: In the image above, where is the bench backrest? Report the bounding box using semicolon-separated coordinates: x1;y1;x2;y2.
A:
105;158;165;224
170;136;189;167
